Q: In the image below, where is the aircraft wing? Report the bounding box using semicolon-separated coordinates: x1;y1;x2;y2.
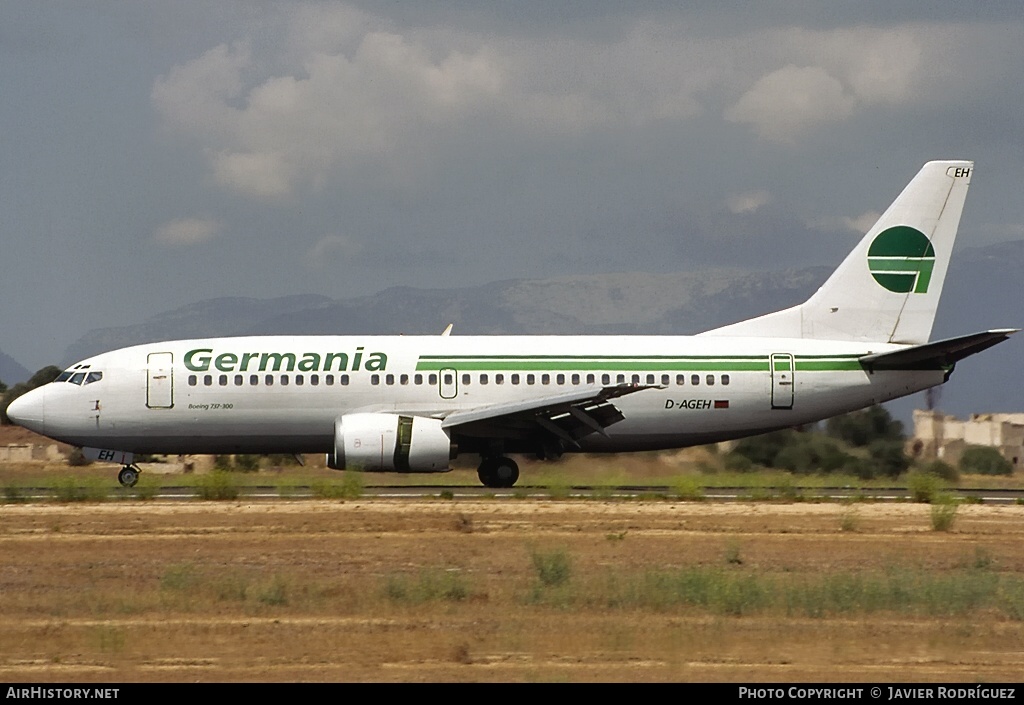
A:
859;329;1019;371
441;384;655;448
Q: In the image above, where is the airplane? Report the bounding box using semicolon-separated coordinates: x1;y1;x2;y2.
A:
7;160;1017;489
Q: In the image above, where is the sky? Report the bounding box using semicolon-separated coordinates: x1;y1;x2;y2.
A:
2;1;1023;369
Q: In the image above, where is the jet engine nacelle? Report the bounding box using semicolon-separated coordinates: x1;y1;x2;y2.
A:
327;412;454;473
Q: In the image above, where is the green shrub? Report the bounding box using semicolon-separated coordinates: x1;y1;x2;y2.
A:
732;430;793;467
839;510;858;532
672;476;705;501
384;569;469;603
196;471;239;500
867;440;910;478
959;446;1013;476
530;547;572;587
53;477;106;503
842;456;876;480
930;494;959;531
234;455;261;472
826;405;904;447
907;469;945;503
918;458;959;482
255;575;288;606
723;452;754;473
65;448;93;467
3;484;27;504
733;429;855;475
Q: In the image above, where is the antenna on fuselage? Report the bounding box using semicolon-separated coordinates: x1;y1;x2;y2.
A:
441;323;453;336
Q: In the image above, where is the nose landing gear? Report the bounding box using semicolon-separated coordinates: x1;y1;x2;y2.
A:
118;465;141;488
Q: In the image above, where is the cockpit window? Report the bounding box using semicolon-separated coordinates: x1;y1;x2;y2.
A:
58;370;103;386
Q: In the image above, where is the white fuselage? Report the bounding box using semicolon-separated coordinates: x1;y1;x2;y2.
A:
16;334;943;456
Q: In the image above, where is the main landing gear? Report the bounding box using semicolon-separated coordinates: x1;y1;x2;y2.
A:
118;464;141;488
477;456;519;488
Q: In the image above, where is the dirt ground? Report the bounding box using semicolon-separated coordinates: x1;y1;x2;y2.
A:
1;498;1023;682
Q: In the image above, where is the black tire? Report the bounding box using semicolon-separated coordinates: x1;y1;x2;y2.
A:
118;466;139;488
477;458;498;487
492;457;519;488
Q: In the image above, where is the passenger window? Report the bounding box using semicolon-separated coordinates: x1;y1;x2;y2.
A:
480;374;488;385
325;374;335;385
722;374;730;386
646;374;655;385
587;374;596;384
414;374;423;385
571;374;580;385
676;374;685;385
234;375;243;386
462;374;470;385
371;375;380;386
691;374;700;386
616;374;625;384
428;374;437;385
188;375;197;386
527;374;535;385
250;375;259;386
204;375;213;386
265;375;274;386
557;374;565;385
511;374;520;385
661;374;670;386
443;373;453;385
601;374;610;385
495;374;504;385
311;374;320;386
706;374;714;386
296;375;304;386
341;374;350;386
400;374;409;385
541;374;550;385
281;375;289;386
386;374;395;385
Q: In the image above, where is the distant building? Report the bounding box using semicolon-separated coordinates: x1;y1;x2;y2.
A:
911;410;1024;469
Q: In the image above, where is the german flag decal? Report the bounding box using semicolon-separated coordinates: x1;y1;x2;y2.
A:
714;400;729;409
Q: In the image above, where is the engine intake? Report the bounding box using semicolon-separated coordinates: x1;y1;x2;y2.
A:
327;413;454;473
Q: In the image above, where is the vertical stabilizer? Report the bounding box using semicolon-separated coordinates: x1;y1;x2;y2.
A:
702;160;973;344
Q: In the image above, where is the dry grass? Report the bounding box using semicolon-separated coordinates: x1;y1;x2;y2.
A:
1;499;1023;682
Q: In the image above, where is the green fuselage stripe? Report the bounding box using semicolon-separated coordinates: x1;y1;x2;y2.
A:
414;355;864;373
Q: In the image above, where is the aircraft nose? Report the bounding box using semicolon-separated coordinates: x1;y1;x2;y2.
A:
6;387;46;433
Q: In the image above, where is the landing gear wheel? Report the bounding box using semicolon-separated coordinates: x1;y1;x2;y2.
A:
477;456;519;488
118;466;139;488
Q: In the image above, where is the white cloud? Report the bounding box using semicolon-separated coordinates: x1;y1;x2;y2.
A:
150;8;730;200
153;218;221;246
726;190;772;214
151;9;1018;195
725;65;856;143
810;211;882;235
305;235;362;267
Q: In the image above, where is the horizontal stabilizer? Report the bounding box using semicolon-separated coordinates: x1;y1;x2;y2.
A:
859;329;1019;371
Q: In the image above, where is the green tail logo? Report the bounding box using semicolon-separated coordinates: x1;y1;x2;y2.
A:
867;226;935;294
